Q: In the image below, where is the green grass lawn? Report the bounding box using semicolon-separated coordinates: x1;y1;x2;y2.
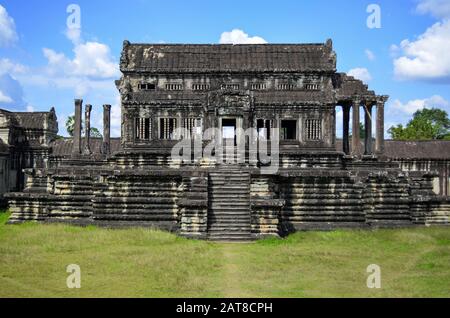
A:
0;211;449;298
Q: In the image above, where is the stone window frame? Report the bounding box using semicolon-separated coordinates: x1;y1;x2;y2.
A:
159;117;178;140
256;119;273;140
304;83;320;91
304;118;322;141
191;84;210;91
181;117;203;139
276;83;297;91
220;83;240;90
165;83;183;91
138;83;156;91
251;83;267;91
134;117;152;141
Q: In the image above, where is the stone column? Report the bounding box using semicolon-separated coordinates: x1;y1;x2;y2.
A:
364;103;373;155
351;99;360;156
83;104;92;155
342;104;350;155
103;104;111;155
375;97;387;155
72;99;82;157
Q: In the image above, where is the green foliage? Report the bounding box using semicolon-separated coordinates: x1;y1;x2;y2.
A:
349;122;365;139
65;115;103;138
389;108;450;140
90;127;102;138
65;115;76;137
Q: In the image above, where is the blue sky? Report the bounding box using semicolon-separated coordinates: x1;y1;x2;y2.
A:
0;0;449;136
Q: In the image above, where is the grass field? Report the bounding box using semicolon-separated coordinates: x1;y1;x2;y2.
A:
0;211;449;298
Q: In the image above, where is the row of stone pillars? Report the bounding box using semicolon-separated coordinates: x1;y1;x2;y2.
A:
72;99;111;157
341;96;388;157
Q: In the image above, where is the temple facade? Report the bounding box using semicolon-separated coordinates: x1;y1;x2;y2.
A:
3;40;450;240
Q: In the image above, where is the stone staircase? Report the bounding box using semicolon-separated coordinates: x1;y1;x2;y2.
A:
207;165;252;241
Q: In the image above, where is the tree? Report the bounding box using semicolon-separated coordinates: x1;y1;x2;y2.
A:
350;122;365;139
388;108;450;140
65;115;103;138
90;127;102;138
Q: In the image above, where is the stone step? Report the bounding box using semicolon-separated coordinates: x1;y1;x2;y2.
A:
208;234;253;242
208;218;251;224
210;189;250;194
209;208;250;213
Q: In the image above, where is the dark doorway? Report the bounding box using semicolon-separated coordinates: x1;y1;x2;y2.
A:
281;120;297;140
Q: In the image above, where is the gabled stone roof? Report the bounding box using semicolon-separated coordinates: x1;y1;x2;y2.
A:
120;40;337;74
0;108;58;131
333;73;378;102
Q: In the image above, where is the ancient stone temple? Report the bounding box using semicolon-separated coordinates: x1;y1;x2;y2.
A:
4;39;450;240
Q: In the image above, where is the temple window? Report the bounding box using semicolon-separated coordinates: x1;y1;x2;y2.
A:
138;83;156;90
182;118;203;138
135;117;151;140
304;83;319;90
281;120;297;140
159;118;178;140
277;83;296;90
220;84;240;90
192;84;210;91
165;84;183;91
251;83;266;90
256;119;272;140
305;119;322;141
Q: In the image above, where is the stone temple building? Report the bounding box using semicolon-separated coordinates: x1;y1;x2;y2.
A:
2;39;450;240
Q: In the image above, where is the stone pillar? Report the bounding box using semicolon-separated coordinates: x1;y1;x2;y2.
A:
364;103;373;155
72;99;82;157
342;104;350;155
351;99;360;156
83;104;92;155
375;97;387;155
103;104;111;155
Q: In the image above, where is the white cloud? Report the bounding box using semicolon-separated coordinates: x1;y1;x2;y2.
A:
416;0;450;19
390;95;449;115
219;29;267;44
348;68;372;83
0;90;13;103
0;5;18;47
22;23;121;101
43;41;118;80
393;19;450;82
0;58;27;75
65;27;82;45
365;49;375;61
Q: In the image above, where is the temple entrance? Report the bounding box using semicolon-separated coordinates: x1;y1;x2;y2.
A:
222;118;237;146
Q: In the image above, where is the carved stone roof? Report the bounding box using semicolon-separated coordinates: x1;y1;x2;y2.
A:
333;73;378;102
0;108;58;131
121;41;337;74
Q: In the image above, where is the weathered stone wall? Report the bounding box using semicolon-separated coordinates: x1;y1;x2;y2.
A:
394;159;450;196
279;174;365;232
